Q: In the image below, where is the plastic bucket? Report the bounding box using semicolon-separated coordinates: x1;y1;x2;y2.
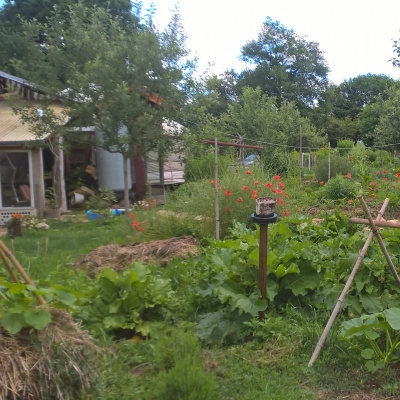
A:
71;192;85;206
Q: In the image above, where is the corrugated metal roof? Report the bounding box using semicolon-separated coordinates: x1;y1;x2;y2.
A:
0;101;67;144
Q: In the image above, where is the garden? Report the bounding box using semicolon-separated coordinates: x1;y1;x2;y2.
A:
1;144;400;399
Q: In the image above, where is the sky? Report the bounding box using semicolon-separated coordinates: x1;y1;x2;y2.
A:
141;0;400;84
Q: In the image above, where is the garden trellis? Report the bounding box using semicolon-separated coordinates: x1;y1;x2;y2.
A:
308;196;400;366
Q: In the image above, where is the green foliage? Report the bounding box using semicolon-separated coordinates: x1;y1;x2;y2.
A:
75;263;180;338
319;175;359;200
184;152;230;182
152;329;217;400
86;187;117;212
314;154;354;182
0;277;78;334
154;358;217;400
336;139;354;156
340;308;400;372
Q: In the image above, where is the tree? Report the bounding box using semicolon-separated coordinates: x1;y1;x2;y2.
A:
217;87;326;174
13;4;194;210
368;88;400;148
329;74;397;121
237;17;329;112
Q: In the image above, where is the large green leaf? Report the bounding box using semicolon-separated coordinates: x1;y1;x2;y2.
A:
24;309;52;330
0;312;26;334
55;290;77;307
383;308;400;330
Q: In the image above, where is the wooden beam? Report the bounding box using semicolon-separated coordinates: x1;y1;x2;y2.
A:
350;218;400;228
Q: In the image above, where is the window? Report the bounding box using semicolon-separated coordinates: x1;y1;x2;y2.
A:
0;151;32;208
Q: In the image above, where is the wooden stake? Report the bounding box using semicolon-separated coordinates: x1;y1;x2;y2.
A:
308;198;389;367
45;237;48;259
0;248;19;283
11;239;14;254
0;240;45;305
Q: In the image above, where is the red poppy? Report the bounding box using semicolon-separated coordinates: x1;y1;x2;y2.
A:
129;213;135;219
273;175;281;181
283;210;290;216
252;192;258;199
237;197;244;203
345;173;351;179
277;197;285;205
396;172;400;178
276;189;282;194
370;193;375;197
319;181;324;186
218;185;221;190
384;178;388;182
283;193;289;198
224;189;232;196
383;170;387;174
254;180;259;185
211;179;216;184
132;221;139;227
265;182;273;188
223;207;230;211
242;185;249;191
246;170;252;175
138;227;144;232
278;181;285;189
376;171;380;175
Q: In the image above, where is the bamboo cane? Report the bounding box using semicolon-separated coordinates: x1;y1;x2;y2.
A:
0;248;19;283
350;218;400;228
0;240;45;305
308;197;389;367
358;196;400;288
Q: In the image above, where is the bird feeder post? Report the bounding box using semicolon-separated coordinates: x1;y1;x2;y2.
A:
251;197;278;320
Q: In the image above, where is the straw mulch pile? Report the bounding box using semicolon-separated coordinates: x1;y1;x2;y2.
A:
0;308;100;400
75;235;200;276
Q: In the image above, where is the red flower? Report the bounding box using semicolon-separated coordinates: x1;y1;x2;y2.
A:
370;193;375;197
345;173;351;179
383;170;387;174
277;197;285;205
283;193;289;198
132;221;139;227
237;197;244;203
224;189;232;196
242;185;249;191
396;172;400;178
384;178;388;182
246;170;252;175
223;207;230;211
129;213;135;219
265;182;273;188
273;175;281;181
283;210;290;216
276;189;282;194
254;180;259;185
271;188;277;193
278;181;285;189
218;185;221;190
376;171;380;175
319;181;324;186
138;227;144;232
211;179;216;184
251;191;258;199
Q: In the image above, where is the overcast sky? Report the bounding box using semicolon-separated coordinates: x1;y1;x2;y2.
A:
142;0;400;84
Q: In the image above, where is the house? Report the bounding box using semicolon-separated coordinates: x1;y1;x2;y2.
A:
0;70;185;224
